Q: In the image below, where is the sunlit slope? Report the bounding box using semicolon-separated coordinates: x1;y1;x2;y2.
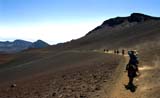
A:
47;13;160;50
0;51;122;83
68;20;160;49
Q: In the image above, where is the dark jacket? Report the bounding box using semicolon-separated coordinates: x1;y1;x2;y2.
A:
126;53;139;77
128;54;139;65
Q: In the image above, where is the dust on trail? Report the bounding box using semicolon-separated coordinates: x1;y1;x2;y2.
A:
104;52;156;98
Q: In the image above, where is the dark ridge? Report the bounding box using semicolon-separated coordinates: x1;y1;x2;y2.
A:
102;13;160;27
86;13;160;35
128;13;160;22
102;17;128;27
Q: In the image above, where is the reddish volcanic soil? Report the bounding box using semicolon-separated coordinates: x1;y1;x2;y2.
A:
0;51;124;98
0;54;14;65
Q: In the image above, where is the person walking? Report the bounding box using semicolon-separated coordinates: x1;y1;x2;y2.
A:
126;50;139;89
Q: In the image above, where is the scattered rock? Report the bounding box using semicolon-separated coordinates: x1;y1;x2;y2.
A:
58;94;63;98
11;84;16;88
80;94;87;98
95;86;101;90
52;92;56;96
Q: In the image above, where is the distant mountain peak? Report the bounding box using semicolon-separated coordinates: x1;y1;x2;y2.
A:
31;40;49;48
13;39;31;43
102;13;160;27
14;39;25;42
34;39;49;44
0;39;49;53
130;13;148;17
86;13;160;35
130;13;158;18
129;13;160;22
35;39;46;43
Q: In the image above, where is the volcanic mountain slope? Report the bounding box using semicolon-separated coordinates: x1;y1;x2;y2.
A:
0;13;160;98
49;13;160;50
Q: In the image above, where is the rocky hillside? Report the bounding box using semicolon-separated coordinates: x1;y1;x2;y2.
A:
87;13;160;35
50;13;160;50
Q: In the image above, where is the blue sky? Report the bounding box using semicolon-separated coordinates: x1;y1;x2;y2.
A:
0;0;160;44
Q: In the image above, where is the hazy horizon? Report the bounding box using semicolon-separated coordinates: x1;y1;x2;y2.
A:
0;0;160;44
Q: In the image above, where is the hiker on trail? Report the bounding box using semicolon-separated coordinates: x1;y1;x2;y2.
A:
126;50;139;87
116;50;119;54
122;49;125;55
104;49;109;53
104;49;106;52
106;49;109;53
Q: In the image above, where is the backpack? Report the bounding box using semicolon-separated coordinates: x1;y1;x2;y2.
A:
126;64;137;71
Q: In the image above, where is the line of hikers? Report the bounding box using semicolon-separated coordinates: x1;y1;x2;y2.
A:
104;49;139;91
103;49;126;55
